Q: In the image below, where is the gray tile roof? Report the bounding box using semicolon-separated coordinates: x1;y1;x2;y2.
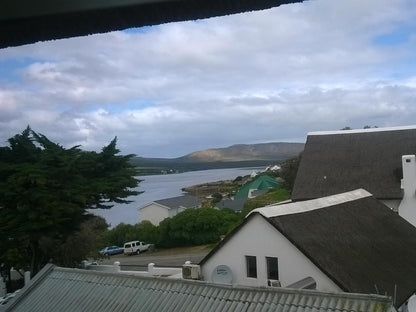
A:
216;198;247;212
201;189;416;308
292;126;416;201
2;264;394;312
154;195;202;210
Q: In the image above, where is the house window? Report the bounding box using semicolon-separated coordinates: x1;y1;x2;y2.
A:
266;257;279;280
246;255;257;278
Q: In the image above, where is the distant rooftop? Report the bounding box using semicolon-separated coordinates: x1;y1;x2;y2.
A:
153;194;201;210
309;125;416;136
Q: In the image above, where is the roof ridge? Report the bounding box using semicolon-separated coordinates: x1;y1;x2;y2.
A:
308;125;416;136
250;189;372;218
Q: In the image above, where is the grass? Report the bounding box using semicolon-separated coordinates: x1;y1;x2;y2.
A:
242;188;291;216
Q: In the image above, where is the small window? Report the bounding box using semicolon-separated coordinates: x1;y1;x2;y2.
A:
246;256;257;278
406;159;411;163
266;257;279;280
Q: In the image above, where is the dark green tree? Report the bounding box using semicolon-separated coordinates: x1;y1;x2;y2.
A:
157;208;240;247
103;223;137;247
0;127;140;276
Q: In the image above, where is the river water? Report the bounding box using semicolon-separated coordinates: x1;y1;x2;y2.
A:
93;167;261;227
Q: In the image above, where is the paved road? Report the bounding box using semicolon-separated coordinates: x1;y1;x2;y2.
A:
100;251;208;271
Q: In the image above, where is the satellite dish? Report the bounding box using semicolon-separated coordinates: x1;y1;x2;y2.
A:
211;265;233;284
408;295;416;312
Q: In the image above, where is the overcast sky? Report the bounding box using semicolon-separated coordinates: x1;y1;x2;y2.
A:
0;0;415;158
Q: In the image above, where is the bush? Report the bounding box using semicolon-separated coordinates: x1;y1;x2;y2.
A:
157;208;240;248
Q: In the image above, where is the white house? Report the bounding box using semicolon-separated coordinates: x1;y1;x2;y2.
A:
291;125;416;227
139;195;202;225
200;189;416;309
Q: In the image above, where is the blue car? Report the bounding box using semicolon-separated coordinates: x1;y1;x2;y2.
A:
99;246;124;256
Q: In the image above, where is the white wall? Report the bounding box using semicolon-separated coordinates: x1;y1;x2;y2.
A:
201;214;342;292
140;203;169;225
398;155;416;227
168;207;179;218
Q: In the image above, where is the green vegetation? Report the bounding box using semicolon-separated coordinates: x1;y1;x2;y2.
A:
241;188;291;217
103;221;159;247
0;127;140;279
103;208;240;249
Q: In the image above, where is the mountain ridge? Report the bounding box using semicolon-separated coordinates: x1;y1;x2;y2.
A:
178;142;304;162
131;142;304;174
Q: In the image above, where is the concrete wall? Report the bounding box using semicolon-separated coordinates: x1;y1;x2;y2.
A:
201;214;342;292
140;203;169;225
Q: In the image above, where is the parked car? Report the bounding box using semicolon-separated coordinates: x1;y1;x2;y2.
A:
123;241;154;255
99;246;124;256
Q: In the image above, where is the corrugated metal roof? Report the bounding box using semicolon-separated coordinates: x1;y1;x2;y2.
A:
2;265;393;312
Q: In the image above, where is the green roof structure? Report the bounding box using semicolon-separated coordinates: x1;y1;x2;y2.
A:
235;175;279;199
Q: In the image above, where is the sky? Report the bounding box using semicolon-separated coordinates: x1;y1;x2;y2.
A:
1;0;416;158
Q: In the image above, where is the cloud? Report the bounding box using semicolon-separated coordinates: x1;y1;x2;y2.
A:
0;0;416;157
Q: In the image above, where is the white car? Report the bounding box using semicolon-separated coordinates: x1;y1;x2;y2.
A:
123;241;154;255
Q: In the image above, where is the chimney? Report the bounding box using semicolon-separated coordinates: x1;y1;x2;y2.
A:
401;155;416;194
398;155;416;227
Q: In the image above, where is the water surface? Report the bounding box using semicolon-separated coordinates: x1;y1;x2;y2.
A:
94;167;260;226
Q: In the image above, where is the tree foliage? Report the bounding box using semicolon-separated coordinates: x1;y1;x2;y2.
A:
157;208;240;247
0;127;140;277
103;208;241;249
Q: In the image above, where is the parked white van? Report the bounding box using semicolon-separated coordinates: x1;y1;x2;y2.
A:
123;241;153;255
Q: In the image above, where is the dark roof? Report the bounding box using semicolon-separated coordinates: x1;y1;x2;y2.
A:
1;264;393;312
201;189;416;308
153;194;201;209
216;197;247;211
0;0;302;49
292;126;416;201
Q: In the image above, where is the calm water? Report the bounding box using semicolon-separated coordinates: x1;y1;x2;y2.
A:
93;167;261;227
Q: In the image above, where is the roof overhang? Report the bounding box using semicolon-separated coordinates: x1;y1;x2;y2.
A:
0;0;303;49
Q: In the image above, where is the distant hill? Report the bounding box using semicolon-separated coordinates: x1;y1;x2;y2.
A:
178;142;304;162
131;142;304;174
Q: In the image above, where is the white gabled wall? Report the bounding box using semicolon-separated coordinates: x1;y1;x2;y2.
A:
398;155;416;227
201;214;342;292
139;203;169;225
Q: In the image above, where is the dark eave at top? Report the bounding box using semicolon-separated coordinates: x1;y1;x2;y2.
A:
0;0;303;49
